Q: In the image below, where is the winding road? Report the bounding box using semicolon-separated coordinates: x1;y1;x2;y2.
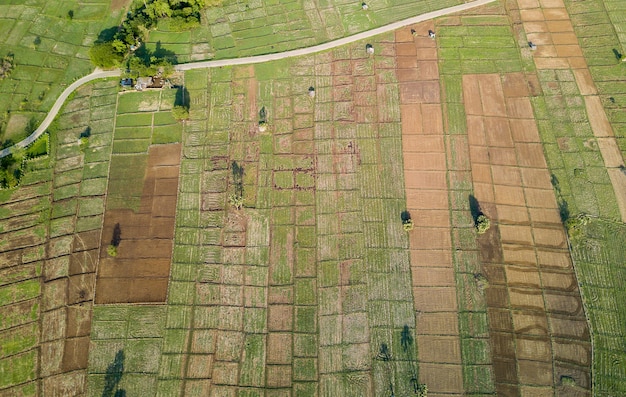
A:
0;0;494;158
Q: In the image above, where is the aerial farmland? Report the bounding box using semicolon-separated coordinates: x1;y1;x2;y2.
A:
1;0;626;396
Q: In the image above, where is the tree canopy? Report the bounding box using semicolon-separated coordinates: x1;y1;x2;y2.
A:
89;42;125;69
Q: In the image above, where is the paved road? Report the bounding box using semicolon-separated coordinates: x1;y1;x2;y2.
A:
176;0;495;70
0;0;494;158
0;69;121;158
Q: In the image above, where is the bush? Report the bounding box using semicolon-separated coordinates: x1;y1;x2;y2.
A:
564;213;589;240
475;214;490;234
401;210;414;231
229;193;243;210
89;42;124;68
0;54;14;80
172;105;189;121
107;245;118;257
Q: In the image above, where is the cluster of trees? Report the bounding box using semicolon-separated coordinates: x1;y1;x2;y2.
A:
90;0;209;69
0;135;48;189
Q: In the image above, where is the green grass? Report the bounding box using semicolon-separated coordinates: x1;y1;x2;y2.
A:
88;306;166;396
106;154;147;212
0;323;37;359
115;113;154;128
0;1;124;145
0;350;36;389
152;125;182;144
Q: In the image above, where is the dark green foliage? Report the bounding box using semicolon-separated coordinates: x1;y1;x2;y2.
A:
171;105;189;120
102;350;125;397
128;52;174;78
0;134;48;189
92;1;210;68
89;43;125;69
550;173;570;222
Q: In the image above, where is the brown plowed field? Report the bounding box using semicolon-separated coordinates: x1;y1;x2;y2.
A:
95;144;181;304
397;22;463;395
464;72;591;393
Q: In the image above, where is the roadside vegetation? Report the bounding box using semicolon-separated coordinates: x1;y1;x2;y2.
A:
90;0;214;72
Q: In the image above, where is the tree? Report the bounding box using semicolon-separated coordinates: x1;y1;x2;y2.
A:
111;39;128;54
172;105;189;121
89;42;124;68
475;214;490;234
145;0;172;18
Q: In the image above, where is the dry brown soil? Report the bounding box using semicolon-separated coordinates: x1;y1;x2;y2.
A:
464;72;591;395
95;144;181;304
397;21;464;395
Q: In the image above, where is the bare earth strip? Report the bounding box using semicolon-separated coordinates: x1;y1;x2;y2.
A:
519;0;626;221
397;23;464;395
464;73;591;395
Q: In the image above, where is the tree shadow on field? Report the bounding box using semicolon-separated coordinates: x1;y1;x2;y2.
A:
111;223;121;247
97;26;118;43
102;350;126;397
469;194;484;224
550;174;570;222
175;86;190;110
134;41;178;65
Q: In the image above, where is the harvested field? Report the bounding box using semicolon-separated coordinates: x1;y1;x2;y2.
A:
96;144;180;304
396;21;464;395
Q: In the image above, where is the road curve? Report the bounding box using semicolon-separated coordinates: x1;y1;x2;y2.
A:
176;0;495;71
1;0;494;158
0;69;121;158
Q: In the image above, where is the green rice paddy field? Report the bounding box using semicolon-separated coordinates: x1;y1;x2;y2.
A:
0;0;626;395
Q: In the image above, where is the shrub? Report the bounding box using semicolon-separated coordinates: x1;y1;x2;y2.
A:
401;210;414;231
79;137;89;151
172;105;189;121
564;213;589;240
0;54;14;80
107;245;118;257
229;193;243;210
475;214;490;234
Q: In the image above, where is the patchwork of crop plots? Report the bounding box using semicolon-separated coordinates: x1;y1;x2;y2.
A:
2;0;626;396
515;0;626;221
125;35;423;396
146;0;464;62
0;0;123;143
571;219;626;396
562;0;626;158
0;78;118;395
